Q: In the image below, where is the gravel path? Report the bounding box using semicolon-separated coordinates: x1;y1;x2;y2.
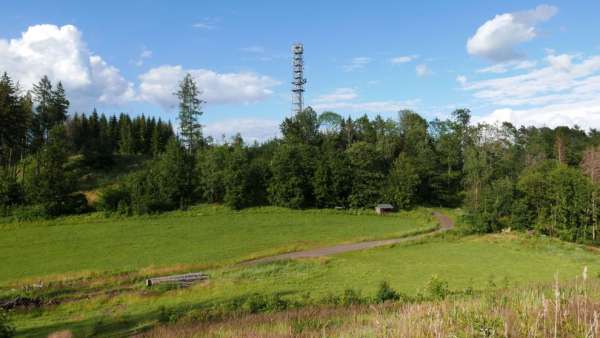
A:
244;211;454;265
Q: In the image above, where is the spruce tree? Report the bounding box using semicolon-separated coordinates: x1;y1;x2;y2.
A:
176;73;204;152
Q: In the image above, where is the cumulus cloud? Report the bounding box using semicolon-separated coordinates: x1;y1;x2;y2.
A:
311;87;418;113
0;24;134;110
463;53;600;129
467;4;558;62
138;65;280;109
342;57;372;72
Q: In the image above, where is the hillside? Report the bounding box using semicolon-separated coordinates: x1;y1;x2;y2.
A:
2;208;600;337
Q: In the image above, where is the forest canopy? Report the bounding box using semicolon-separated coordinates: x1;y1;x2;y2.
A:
2;71;600;244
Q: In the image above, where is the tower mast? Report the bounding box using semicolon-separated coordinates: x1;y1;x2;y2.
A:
291;43;306;114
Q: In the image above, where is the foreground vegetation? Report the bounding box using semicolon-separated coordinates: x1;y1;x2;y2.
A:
4;227;600;337
145;271;600;337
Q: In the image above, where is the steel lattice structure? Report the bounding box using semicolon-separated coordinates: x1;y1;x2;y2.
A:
291;43;306;114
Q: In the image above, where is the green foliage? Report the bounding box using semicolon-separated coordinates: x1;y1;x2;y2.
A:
0;310;15;338
346;141;384;208
268;143;316;208
386;153;420;210
375;281;401;303
177;73;204;151
223;145;251;210
97;185;131;214
340;288;364;305
0;72;31;168
127;139;196;214
22;126;83;217
426;275;449;300
318;111;343;134
513;161;595;241
280;107;320;145
0;169;23;212
313;146;352;208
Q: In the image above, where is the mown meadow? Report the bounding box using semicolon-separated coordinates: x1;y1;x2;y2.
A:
0;205;436;284
2;206;600;337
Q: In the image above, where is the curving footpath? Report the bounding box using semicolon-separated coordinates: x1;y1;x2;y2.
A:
244;211;454;265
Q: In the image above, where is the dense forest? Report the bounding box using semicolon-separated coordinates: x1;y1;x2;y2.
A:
2;71;600;244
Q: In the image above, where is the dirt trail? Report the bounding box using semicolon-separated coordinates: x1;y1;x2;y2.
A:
244;211;454;265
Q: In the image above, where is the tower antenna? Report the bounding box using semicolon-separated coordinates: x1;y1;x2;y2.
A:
291;43;306;114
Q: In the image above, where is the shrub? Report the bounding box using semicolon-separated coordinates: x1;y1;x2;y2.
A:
0;310;15;338
64;193;89;214
241;293;290;314
426;275;449;300
97;186;131;213
375;281;401;303
340;289;364;306
157;306;181;324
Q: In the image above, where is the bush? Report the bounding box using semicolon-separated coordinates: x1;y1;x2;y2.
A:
375;281;401;303
0;310;15;338
0;170;23;210
64;193;89;214
97;186;131;213
426;275;449;300
7;204;48;221
240;293;290;314
340;289;364;306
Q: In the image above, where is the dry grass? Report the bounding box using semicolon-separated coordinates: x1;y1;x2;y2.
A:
140;269;600;338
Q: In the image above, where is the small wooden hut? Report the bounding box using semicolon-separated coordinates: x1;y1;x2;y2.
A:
375;204;394;215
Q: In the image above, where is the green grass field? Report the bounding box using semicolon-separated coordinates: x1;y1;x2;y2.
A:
4;207;600;337
0;205;436;284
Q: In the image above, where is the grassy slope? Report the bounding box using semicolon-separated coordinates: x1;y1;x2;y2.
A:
0;206;436;284
148;276;600;337
12;231;600;337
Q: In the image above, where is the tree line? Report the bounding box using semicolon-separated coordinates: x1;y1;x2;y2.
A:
3;70;600;244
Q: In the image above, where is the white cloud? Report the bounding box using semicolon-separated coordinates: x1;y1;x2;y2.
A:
0;24;134;110
192;18;220;30
204;118;280;143
464;53;600;129
467;4;558;62
311;87;418;113
313;100;419;113
477;60;537;73
342;57;372;72
390;55;416;64
313;88;358;103
416;64;431;77
138;65;280;109
134;47;152;67
462;53;600;106
456;75;467;85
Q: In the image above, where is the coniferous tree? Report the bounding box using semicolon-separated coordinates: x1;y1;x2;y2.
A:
176;73;204;152
0;73;31;169
23;126;82;216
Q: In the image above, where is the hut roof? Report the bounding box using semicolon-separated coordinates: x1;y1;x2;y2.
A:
376;204;394;209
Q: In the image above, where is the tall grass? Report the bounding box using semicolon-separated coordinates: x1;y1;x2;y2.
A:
142;269;600;337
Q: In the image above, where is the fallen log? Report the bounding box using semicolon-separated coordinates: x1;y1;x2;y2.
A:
145;272;207;287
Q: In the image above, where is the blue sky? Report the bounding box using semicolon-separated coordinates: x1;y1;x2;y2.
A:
1;1;600;140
